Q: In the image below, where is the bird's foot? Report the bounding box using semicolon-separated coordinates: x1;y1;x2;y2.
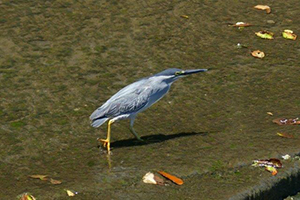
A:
97;138;111;153
97;138;109;147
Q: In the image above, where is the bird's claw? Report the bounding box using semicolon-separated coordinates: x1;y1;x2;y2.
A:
97;138;111;154
97;138;109;147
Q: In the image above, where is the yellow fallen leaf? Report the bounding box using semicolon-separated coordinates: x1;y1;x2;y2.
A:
29;175;48;181
265;166;277;175
255;31;274;39
267;112;273;116
251;50;265;59
254;5;271;14
50;178;62;185
64;189;77;196
180;15;189;19
282;30;297;40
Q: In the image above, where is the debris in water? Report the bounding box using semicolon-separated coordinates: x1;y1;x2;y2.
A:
143;172;159;185
153;174;165;185
273;118;300;125
282;30;297;40
231;22;252;27
50;178;62;185
157;171;184;185
277;132;294;138
252;158;282;176
143;172;165;185
251;50;265;58
265;166;278;176
17;193;36;200
267;112;273;116
252;158;282;168
282;154;291;160
254;5;271;14
180;15;189;19
266;20;275;24
255;30;274;39
64;189;78;197
236;43;248;48
29;175;48;181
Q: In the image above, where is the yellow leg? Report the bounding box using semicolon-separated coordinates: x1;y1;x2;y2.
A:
98;119;113;153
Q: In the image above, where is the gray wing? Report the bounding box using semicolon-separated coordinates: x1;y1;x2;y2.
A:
90;78;153;120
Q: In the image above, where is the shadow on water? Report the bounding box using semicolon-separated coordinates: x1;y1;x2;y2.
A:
110;132;209;148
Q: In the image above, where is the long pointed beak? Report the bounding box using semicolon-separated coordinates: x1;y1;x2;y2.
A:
183;69;208;75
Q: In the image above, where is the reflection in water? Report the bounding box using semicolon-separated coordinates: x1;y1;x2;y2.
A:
106;154;112;170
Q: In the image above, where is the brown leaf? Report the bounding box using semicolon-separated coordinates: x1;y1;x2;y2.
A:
277;132;294;138
251;50;265;59
268;158;282;168
154;175;165;185
252;158;282;168
273;118;300;125
50;178;62;185
254;5;271;14
29;175;48;181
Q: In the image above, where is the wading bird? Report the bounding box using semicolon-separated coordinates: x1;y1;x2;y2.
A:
90;68;207;153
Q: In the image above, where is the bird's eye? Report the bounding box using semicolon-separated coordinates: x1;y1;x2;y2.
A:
175;71;184;76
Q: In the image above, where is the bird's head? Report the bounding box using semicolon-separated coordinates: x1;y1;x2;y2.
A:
154;68;208;83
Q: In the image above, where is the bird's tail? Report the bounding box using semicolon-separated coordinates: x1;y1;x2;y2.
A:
91;117;108;128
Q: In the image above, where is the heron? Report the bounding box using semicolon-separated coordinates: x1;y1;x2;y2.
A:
90;68;207;153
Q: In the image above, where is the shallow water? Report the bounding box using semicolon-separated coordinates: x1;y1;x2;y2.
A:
1;0;300;199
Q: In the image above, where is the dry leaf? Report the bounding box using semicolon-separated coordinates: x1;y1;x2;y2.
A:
157;171;183;185
277;132;294;138
180;15;189;19
282;154;291;160
255;31;274;39
254;5;271;14
252;158;282;168
267;112;273;116
29;175;48;181
251;50;265;59
282;30;297;40
265;166;278;175
273;118;300;125
17;193;36;200
154;175;165;185
50;178;62;185
64;189;77;197
143;172;157;184
269;158;283;168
